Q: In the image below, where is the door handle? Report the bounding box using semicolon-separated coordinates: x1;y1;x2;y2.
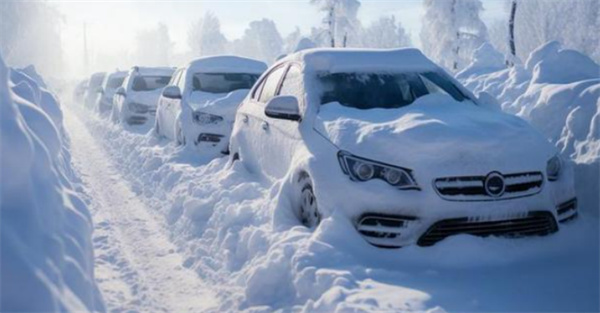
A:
261;121;269;131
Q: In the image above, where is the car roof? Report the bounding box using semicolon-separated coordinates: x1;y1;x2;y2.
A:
130;66;175;76
185;55;267;74
278;48;441;74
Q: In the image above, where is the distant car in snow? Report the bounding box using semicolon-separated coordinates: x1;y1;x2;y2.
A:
155;56;266;153
229;48;578;248
73;79;88;103
93;70;127;115
84;72;106;109
111;66;175;125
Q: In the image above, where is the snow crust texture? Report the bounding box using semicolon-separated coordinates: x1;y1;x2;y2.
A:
457;41;600;217
0;56;104;311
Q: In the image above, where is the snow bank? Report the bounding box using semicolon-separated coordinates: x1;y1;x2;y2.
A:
0;55;103;312
78;98;598;312
456;41;600;216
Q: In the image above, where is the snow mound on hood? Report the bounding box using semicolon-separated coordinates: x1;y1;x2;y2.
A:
186;55;267;74
0;55;103;312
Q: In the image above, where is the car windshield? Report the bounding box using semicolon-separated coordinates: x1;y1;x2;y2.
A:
107;77;125;89
318;71;468;110
89;75;105;88
192;73;260;94
131;76;171;91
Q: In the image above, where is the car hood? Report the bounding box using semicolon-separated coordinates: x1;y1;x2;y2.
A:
313;94;556;179
128;89;163;108
187;89;249;120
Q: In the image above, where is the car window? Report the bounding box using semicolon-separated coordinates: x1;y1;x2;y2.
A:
131;76;171;92
258;65;287;103
318;71;468;110
107;76;125;89
278;65;304;109
192;73;260;94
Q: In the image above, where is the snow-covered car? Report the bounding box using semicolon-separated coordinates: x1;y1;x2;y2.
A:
94;70;126;115
83;72;105;109
229;48;578;248
155;56;266;152
111;66;174;125
73;79;88;103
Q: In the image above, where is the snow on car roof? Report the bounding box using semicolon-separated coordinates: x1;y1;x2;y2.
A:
186;55;267;74
130;66;175;76
282;48;441;73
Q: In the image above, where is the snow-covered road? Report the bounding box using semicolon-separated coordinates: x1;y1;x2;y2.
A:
64;105;217;313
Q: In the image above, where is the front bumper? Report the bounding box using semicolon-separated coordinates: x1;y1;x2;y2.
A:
356;197;577;248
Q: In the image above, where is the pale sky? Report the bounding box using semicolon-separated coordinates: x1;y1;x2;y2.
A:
54;0;508;76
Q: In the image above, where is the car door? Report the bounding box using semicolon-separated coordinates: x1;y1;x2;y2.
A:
161;68;184;140
263;63;305;179
236;64;288;176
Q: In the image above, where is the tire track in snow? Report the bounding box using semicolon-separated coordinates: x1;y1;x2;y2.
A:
64;104;217;313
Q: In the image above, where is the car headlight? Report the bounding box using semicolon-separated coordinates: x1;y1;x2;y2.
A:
127;102;149;113
193;111;223;125
337;151;419;189
546;154;562;181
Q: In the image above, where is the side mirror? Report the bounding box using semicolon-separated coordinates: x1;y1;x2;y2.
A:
162;85;182;100
265;95;301;121
96;86;104;94
115;86;127;97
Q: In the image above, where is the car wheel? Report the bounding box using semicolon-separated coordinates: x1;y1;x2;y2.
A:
295;172;321;228
176;123;186;146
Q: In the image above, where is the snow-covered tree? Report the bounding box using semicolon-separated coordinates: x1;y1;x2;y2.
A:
310;0;362;47
133;23;172;66
361;16;412;49
513;0;599;63
284;27;303;53
188;12;228;57
232;19;283;63
420;0;488;71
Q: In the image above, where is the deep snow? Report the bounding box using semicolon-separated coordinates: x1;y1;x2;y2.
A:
0;58;103;311
63;93;599;312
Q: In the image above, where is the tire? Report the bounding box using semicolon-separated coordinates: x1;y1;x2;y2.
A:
295;172;321;228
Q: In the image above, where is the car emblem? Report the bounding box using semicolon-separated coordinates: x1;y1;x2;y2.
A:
484;172;505;197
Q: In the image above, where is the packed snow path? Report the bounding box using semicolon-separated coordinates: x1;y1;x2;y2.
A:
64;105;217;313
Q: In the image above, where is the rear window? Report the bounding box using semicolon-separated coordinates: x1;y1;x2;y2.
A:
107;77;125;89
192;73;259;94
318;71;468;110
131;76;171;91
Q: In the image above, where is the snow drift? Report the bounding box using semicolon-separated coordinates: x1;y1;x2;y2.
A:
0;55;103;312
457;41;600;217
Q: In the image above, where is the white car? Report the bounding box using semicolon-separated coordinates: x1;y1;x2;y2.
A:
83;72;105;109
155;56;266;153
229;48;578;248
94;70;127;115
111;66;175;125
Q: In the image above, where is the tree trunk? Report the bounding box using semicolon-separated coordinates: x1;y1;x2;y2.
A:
508;0;517;64
328;7;335;47
451;0;459;70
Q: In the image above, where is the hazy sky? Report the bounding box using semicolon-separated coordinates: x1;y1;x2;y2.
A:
55;0;507;75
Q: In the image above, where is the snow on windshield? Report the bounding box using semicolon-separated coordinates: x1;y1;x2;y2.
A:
192;72;260;94
318;71;468;110
131;75;171;91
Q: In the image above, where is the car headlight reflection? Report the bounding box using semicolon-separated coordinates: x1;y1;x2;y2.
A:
546;154;562;181
193;111;223;125
338;151;419;189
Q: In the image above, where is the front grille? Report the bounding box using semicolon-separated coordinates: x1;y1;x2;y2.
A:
434;171;543;201
417;211;558;246
357;214;416;248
